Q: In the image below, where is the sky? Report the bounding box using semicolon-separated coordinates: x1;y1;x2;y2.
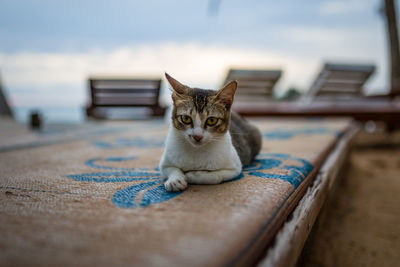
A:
0;0;395;121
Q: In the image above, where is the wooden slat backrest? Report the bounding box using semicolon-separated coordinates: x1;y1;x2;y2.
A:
223;69;282;101
306;63;375;101
89;78;162;107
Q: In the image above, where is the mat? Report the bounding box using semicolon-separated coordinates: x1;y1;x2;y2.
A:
0;116;154;152
0;118;351;266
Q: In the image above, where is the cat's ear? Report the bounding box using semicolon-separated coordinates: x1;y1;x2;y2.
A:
165;73;188;95
217;81;237;106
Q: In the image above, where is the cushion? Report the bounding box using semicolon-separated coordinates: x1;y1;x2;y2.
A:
0;118;351;266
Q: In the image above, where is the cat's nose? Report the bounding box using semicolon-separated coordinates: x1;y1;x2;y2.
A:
192;134;203;142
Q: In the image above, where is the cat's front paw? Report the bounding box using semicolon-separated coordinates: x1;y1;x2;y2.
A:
164;175;187;192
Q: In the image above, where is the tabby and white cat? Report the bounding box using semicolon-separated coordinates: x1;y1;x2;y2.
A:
160;73;262;192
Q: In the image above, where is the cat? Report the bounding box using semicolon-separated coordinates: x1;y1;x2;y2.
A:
159;73;262;192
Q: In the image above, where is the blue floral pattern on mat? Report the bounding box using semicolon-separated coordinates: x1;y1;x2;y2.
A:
264;127;341;140
244;153;313;188
94;137;164;149
67;153;313;208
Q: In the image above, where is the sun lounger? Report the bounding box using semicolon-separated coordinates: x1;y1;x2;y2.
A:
86;77;166;119
0;117;357;266
223;68;282;102
232;63;400;130
0;74;13;118
304;63;375;102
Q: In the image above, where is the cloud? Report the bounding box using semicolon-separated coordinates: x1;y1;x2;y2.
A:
319;0;374;15
0;39;388;109
0;42;319;106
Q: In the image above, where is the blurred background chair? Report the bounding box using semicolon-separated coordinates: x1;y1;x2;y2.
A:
223;68;282;103
0;73;13;118
303;63;375;102
86;77;166;119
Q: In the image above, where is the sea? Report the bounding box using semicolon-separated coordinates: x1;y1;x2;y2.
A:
12;106;85;124
11;106;162;124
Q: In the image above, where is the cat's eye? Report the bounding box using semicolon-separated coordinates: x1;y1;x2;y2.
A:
206;117;218;126
180;115;192;124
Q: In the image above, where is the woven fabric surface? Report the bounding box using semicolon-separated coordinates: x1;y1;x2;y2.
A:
0;118;350;266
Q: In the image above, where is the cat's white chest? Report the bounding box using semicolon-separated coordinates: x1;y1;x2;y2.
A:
160;127;240;172
177;143;228;171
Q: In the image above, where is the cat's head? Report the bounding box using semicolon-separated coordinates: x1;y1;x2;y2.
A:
165;73;237;147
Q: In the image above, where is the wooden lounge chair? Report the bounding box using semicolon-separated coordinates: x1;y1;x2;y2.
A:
0;74;13;118
232;63;400;130
223;68;282;103
86;77;166;119
304;63;375;102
